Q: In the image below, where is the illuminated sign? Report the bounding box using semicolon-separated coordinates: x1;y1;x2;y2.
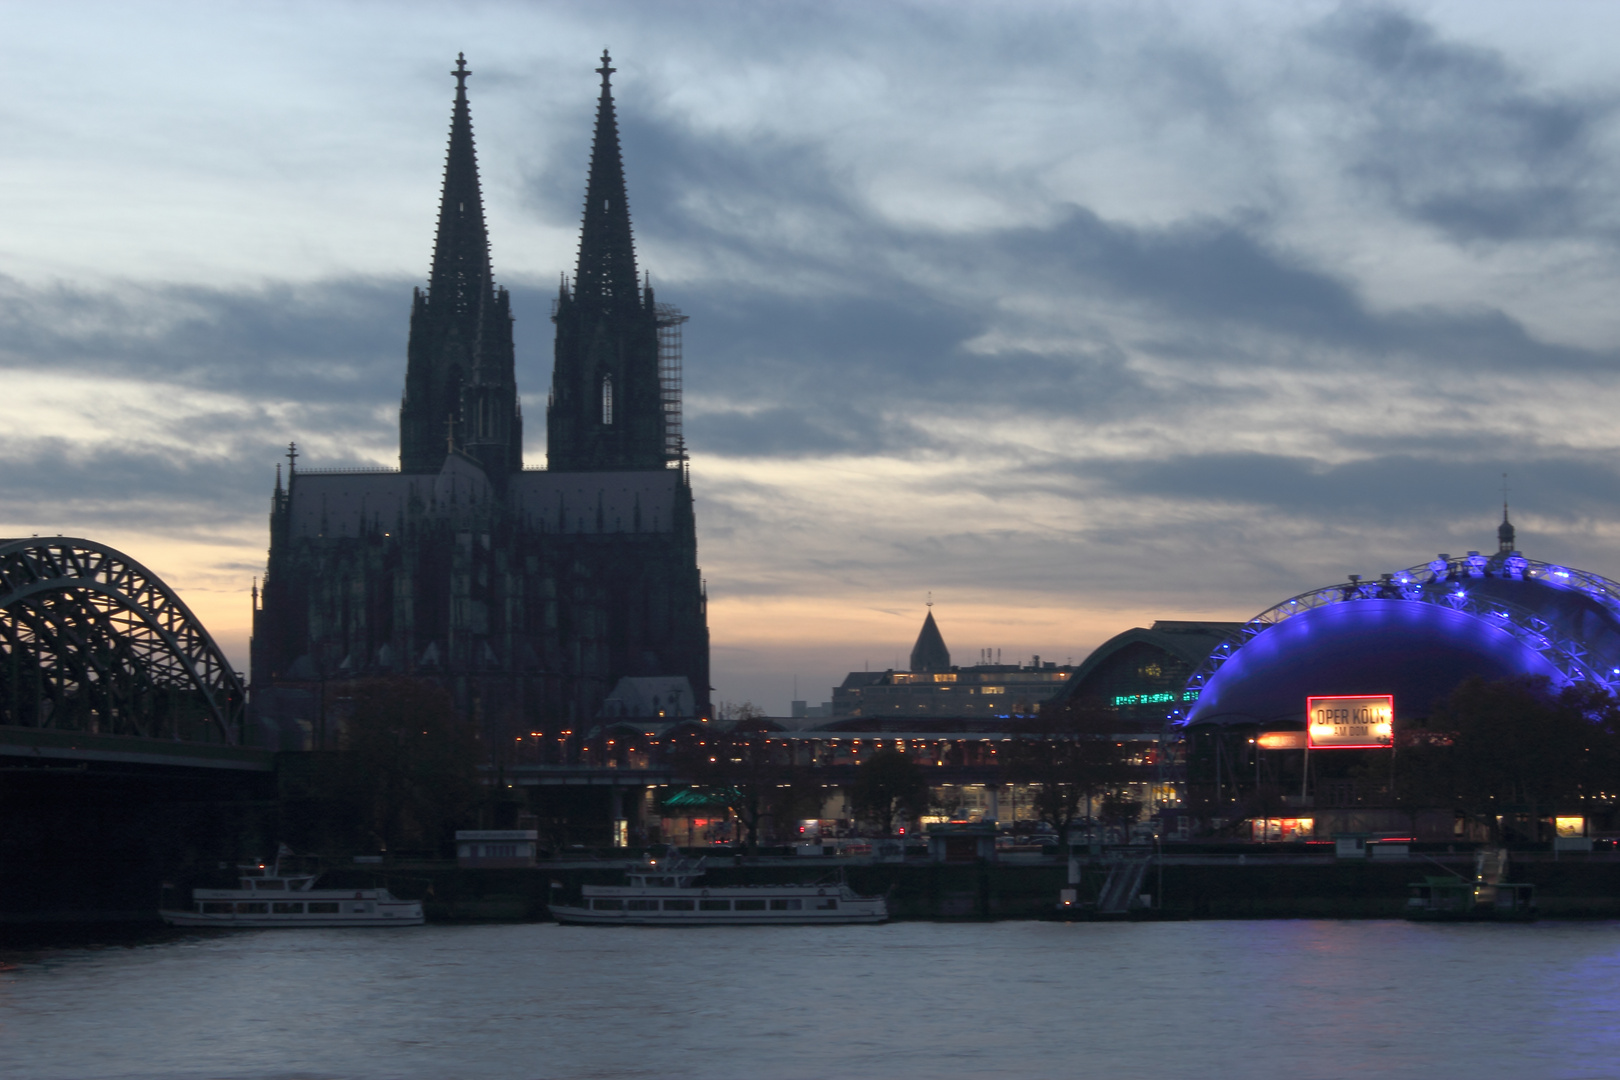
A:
1251;817;1314;842
1257;731;1306;750
1114;693;1176;706
1307;695;1394;749
1111;690;1201;707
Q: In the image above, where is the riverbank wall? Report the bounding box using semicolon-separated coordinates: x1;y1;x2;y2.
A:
324;851;1620;922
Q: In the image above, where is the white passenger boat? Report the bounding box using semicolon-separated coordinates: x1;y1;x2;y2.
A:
549;851;887;925
160;849;424;928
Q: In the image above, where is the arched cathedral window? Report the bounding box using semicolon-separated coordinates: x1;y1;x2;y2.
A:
601;374;614;425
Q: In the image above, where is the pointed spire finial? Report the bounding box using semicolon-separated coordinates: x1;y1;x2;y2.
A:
453;52;470;93
926;591;933;609
597;48;615;89
286;441;298;472
1498;472;1517;554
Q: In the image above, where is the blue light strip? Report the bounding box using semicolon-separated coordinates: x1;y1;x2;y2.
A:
1182;555;1620;716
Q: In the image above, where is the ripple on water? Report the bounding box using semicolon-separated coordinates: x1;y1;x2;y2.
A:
2;920;1619;1080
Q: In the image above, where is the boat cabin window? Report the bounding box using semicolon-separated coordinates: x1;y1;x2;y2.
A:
627;899;657;911
769;898;803;911
200;902;233;914
273;902;304;914
236;902;269;914
700;900;730;911
592;898;624;910
815;898;837;910
307;902;340;914
348;903;375;914
662;899;695;911
734;899;766;911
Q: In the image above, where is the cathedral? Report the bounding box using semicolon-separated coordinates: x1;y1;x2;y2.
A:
251;53;710;751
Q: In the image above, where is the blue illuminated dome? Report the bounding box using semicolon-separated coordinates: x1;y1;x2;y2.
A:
1185;551;1620;728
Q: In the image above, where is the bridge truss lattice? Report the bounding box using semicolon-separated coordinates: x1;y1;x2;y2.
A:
0;537;246;744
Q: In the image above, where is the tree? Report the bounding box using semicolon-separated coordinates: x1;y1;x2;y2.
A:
327;677;483;855
1401;675;1620;843
671;703;822;852
849;747;929;836
1003;702;1136;852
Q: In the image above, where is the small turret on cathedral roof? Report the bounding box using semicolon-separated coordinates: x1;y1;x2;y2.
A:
1499;502;1517;554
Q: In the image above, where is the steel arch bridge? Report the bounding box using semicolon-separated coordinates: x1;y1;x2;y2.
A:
0;537;246;744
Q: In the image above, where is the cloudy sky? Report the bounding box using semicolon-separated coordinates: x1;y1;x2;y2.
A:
5;1;1620;712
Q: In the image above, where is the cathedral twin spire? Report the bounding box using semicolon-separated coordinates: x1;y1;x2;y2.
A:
428;54;493;324
571;51;643;317
400;53;520;478
401;51;667;478
548;50;669;473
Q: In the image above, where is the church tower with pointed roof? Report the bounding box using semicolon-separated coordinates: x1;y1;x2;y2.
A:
910;609;951;674
400;54;522;479
547;51;669;473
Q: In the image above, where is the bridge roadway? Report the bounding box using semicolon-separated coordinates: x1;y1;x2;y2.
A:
0;725;273;774
493;763;1009;788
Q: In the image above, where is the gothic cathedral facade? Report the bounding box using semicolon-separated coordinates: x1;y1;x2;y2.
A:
250;54;710;751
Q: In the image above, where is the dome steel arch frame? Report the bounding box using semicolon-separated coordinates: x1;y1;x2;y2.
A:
1182;555;1620;718
0;537;246;744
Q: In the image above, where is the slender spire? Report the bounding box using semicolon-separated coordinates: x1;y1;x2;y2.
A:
574;49;640;313
428;52;493;320
1499;473;1516;554
546;50;665;472
402;54;520;477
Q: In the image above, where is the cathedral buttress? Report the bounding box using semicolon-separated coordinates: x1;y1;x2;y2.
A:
400;54;521;477
547;51;666;472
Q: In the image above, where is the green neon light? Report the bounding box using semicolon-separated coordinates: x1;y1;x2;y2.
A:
1111;690;1201;707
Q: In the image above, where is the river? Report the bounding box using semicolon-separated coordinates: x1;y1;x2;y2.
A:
2;920;1618;1079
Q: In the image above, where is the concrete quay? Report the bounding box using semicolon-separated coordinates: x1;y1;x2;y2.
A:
332;848;1620;923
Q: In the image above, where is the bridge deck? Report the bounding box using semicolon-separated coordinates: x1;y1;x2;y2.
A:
0;726;274;772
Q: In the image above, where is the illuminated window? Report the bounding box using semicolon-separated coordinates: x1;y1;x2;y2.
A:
981;686;1004;695
601;375;614;425
933;673;957;683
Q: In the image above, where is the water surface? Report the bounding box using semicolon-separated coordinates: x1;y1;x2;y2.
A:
3;920;1618;1079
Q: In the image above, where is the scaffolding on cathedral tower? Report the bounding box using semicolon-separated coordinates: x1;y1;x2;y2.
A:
656;302;686;464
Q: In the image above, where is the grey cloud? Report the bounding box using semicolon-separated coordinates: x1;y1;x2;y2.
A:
1316;7;1614;243
1090;451;1620;527
0;275;409;403
542;93;1617;447
0;437;270;538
